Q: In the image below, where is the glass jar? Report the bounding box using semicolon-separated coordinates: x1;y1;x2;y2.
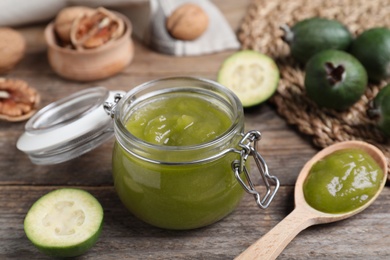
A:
17;77;279;230
108;77;278;229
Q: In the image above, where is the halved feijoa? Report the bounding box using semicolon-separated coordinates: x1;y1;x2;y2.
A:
349;27;390;82
24;188;103;257
282;17;352;64
367;84;390;137
304;50;367;110
217;50;279;107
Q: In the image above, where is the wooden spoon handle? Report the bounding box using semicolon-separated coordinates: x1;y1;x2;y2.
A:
235;208;316;260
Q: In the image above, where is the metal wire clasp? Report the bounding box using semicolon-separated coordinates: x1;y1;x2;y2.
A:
233;130;280;209
103;93;123;118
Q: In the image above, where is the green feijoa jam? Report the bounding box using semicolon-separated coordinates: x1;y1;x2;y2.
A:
281;17;352;64
303;148;384;214
125;94;232;146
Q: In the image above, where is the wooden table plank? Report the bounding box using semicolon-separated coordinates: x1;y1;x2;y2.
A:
0;0;389;259
1;186;389;259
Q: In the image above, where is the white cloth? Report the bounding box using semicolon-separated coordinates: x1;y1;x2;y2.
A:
0;0;240;56
145;0;240;55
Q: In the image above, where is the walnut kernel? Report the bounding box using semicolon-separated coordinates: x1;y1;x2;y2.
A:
0;78;40;122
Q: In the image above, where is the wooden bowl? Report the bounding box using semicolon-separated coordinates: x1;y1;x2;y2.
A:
44;12;134;82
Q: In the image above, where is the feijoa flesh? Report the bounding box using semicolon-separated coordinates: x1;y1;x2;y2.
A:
349;27;390;82
367;84;390;137
217;50;279;107
24;188;103;257
304;50;367;110
282;17;352;64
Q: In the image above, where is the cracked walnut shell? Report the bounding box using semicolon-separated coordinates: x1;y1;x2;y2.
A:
0;78;40;122
54;6;95;44
70;7;125;50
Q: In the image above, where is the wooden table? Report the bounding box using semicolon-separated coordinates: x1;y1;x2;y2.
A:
1;1;389;259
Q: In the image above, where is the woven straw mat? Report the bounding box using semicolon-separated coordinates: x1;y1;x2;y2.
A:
238;0;390;178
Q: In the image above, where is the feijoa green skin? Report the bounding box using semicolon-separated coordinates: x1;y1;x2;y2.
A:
304;50;367;110
282;17;353;64
349;27;390;82
303;148;384;214
367;84;390;137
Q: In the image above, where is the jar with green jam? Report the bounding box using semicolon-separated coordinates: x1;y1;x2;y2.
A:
110;77;279;229
17;77;279;230
303;148;384;214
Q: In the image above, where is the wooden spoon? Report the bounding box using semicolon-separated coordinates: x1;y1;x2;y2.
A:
235;140;388;260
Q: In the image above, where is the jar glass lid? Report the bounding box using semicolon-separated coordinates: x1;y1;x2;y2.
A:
17;87;125;165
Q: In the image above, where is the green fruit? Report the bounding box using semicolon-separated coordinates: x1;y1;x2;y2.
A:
367;84;390;137
282;17;353;64
217;50;279;107
304;50;367;110
24;188;103;257
349;27;390;82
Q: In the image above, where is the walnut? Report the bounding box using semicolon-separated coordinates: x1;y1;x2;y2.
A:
0;28;26;74
0;78;40;122
70;7;125;50
54;6;95;44
166;3;209;41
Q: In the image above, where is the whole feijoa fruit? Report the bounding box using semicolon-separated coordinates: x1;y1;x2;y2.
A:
367;84;390;137
349;27;390;82
304;50;367;110
281;17;352;64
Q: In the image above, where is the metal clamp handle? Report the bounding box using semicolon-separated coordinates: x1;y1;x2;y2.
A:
103;93;123;118
233;130;280;209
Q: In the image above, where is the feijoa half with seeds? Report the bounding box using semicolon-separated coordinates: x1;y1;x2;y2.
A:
281;17;352;64
24;188;103;257
304;50;367;110
217;50;279;107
